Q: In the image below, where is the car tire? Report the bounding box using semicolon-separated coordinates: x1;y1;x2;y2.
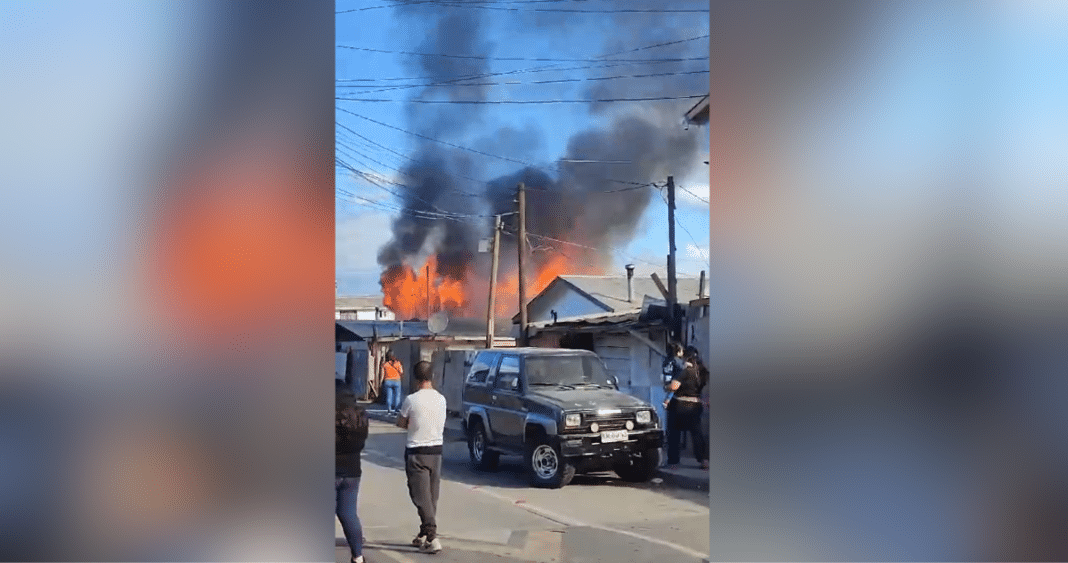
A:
526;437;576;489
614;448;661;482
468;421;499;471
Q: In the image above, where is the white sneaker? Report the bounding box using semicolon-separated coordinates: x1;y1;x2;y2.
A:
411;534;427;547
352;557;363;563
420;538;443;554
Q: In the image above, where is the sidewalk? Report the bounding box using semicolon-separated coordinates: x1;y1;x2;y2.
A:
361;402;707;492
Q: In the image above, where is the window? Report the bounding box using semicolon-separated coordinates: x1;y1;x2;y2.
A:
467;352;498;384
494;355;521;391
526;354;615;388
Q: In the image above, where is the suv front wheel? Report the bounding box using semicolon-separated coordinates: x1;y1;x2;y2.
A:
526;437;576;488
468;421;499;471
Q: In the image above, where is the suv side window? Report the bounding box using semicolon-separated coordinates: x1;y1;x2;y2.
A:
467;352;498;385
493;355;521;392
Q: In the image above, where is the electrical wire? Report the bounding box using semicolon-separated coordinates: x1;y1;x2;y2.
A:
336;63;702;84
336;93;707;104
335;33;708;98
677;184;709;204
335;68;708;91
340;1;708;14
337;45;705;63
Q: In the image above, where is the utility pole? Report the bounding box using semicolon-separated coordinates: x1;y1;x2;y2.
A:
517;182;529;347
666;176;678;342
425;265;431;318
486;214;502;349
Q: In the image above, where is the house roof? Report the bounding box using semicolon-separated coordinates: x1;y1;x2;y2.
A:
527;310;664;335
336;317;514;341
516;274;705;321
336;296;390;311
685;94;709;125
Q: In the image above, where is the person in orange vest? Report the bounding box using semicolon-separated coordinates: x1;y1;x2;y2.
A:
381;351;404;415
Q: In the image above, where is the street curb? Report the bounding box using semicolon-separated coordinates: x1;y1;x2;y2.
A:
655;467;708;492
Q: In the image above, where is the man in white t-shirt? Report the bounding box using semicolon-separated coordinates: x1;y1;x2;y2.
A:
396;360;446;554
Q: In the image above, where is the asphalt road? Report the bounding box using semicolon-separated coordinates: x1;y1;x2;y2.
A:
337;419;709;563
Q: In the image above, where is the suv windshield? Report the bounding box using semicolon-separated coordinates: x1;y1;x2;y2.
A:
526;355;615;388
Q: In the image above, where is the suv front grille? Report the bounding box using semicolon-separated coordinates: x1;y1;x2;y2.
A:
583;413;633;431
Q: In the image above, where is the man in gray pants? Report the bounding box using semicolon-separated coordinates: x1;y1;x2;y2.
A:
396;361;446;554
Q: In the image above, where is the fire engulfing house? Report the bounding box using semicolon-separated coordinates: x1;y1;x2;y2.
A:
520;271;708;425
336;317;514;404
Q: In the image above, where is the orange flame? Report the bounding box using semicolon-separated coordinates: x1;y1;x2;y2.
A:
381;246;605;321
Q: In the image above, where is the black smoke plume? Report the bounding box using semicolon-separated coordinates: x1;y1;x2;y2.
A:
376;7;707;317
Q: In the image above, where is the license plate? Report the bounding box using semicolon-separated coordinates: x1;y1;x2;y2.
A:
600;430;628;443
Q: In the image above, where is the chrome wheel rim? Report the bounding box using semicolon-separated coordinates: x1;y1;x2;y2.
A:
473;431;485;462
531;444;559;479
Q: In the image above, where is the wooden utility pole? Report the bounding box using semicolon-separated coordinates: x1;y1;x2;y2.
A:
425;265;431;318
666;176;678;342
486;214;502;348
517;182;529;346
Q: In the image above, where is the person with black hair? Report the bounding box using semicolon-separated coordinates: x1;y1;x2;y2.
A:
381;351;404;415
665;349;709;470
396;361;446;554
336;379;369;563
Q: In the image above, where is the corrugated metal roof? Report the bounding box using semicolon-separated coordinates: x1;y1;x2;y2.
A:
527;310;664;335
336;317;513;340
528;275;702;317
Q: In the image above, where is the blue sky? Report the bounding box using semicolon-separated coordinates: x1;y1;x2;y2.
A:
335;1;710;296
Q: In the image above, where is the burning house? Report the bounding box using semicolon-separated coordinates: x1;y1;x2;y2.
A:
366;10;707;328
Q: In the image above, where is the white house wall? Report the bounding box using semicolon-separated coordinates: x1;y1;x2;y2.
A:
528;284;605;324
593;334;632;387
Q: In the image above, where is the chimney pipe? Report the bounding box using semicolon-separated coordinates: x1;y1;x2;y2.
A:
625;264;635;303
698;270;706;299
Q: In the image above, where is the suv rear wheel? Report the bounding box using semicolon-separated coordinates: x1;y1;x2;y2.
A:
526;437;575;488
614;447;661;482
468;421;499;471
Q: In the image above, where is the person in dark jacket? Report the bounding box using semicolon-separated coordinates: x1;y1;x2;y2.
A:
665;351;709;470
336;378;369;563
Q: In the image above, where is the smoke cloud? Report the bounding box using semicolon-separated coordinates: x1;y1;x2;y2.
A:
376;7;707;318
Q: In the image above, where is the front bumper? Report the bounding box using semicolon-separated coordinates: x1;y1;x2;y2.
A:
558;429;663;458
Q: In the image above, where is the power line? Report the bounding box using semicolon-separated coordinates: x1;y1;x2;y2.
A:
337;110;659;194
340;1;708;14
336;155;499;220
337;45;705;63
337;93;707;104
336;61;659;83
335;68;708;90
337;123;490;198
338;119;652;199
339;106;545;167
336;33;707;99
678;184;709;204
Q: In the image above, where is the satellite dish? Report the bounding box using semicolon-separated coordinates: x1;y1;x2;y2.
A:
428;311;449;334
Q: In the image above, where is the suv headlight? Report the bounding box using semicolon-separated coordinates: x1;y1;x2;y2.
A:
564;413;581;428
635;410;651;424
